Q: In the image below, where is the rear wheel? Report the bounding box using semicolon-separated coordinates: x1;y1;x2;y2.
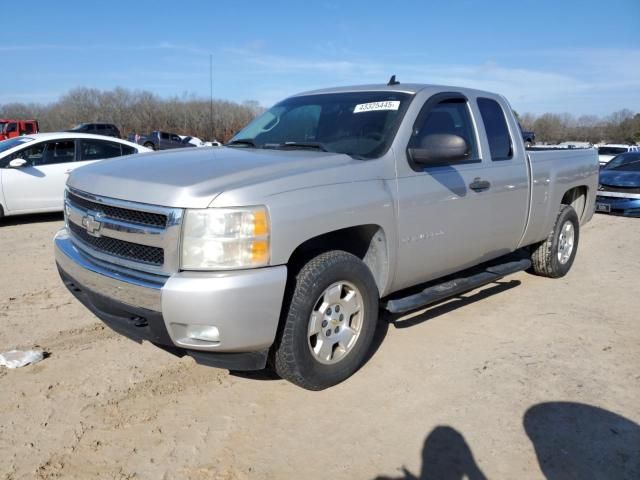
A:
530;205;580;278
144;142;156;150
273;251;379;390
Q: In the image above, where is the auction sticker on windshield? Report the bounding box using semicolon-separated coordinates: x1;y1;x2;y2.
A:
354;101;400;113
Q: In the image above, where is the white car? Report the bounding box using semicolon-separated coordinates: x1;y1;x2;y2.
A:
0;132;150;219
598;144;639;166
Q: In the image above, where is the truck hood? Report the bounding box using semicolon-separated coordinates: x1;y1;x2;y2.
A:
599;170;640;188
67;147;360;208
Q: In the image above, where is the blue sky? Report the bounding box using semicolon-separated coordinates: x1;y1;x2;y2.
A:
1;0;639;115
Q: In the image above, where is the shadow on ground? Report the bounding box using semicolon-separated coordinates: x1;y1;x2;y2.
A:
374;425;486;480
374;402;640;479
389;280;521;329
0;212;63;226
524;402;640;479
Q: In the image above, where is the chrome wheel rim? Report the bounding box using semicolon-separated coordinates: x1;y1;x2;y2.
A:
307;281;364;365
557;221;575;264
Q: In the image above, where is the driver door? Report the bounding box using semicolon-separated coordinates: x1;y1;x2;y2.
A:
394;94;495;290
2;139;76;212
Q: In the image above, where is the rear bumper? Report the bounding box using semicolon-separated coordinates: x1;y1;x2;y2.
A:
54;229;288;370
596;194;640;217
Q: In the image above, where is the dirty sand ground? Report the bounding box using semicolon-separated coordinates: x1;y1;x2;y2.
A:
0;213;638;479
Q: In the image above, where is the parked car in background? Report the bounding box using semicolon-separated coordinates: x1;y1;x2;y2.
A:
0;119;39;140
180;136;222;147
558;141;593;149
180;136;205;147
0;133;150;219
519;124;535;148
598;144;639;167
596;152;640;217
133;131;195;150
67;123;121;138
55;82;598;390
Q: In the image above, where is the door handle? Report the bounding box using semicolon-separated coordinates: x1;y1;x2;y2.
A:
469;178;491;191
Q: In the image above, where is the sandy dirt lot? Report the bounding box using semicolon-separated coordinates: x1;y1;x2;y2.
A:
0;212;638;479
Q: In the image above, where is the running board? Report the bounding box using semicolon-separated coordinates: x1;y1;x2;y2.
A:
384;259;531;314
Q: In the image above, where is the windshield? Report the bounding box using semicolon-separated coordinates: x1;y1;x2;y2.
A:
229;91;413;159
0;136;35;154
603;152;640;172
598;146;627;155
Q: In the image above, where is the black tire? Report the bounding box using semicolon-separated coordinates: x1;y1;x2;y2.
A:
529;205;580;278
273;250;379;390
144;142;156;151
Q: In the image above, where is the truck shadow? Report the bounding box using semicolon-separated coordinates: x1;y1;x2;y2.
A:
388;280;521;329
373;402;640;479
0;212;64;226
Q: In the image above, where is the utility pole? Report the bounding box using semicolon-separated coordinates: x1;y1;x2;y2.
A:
209;54;214;141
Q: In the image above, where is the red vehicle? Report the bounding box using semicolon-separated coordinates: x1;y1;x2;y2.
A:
0;119;39;140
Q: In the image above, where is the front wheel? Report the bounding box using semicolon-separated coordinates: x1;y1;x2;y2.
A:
273;251;379;390
529;205;580;278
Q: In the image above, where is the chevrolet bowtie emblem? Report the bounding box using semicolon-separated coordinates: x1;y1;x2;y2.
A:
82;214;103;237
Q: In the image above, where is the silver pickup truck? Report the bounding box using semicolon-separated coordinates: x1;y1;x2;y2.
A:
54;82;599;390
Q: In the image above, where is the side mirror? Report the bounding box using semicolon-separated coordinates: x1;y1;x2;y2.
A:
9;158;28;168
408;134;470;166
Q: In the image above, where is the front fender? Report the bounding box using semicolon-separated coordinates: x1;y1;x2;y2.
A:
267;179;398;294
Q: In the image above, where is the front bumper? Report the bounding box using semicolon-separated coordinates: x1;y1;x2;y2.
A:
596;194;640;218
54;229;288;370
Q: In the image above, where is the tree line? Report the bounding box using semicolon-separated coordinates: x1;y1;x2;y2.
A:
517;109;640;145
0;87;264;143
1;86;638;145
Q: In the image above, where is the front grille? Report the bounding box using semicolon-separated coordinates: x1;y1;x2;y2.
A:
67;191;167;227
599;185;640;194
69;222;164;266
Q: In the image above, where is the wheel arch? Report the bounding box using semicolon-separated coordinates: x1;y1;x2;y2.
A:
561;186;588;222
285;224;390;297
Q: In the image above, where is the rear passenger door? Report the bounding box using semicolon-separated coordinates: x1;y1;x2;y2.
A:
475;97;529;251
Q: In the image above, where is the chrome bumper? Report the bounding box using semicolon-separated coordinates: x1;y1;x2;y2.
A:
54;229;288;353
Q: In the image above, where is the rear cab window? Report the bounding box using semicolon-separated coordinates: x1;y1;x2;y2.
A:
477;97;513;161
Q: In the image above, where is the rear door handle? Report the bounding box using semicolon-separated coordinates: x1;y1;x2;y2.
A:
469;178;491;191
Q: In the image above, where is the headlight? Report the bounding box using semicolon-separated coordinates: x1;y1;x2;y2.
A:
181;206;270;270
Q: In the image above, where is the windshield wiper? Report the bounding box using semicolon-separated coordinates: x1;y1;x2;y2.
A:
226;138;257;148
264;141;330;152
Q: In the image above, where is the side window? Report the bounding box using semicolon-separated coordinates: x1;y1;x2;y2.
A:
171;134;181;142
40;140;76;165
2;143;46;167
410;99;478;160
477;97;513;161
6;123;17;133
121;145;137;155
79;139;122;161
160;132;170;140
24;123;35;134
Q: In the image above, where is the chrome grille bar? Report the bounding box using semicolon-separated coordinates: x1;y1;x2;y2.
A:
64;187;183;276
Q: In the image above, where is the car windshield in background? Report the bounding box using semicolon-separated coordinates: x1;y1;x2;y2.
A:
228;92;413;159
0;136;35;153
603;152;640;171
598;147;627;155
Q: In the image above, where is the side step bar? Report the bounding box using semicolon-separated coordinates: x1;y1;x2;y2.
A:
384;259;531;314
